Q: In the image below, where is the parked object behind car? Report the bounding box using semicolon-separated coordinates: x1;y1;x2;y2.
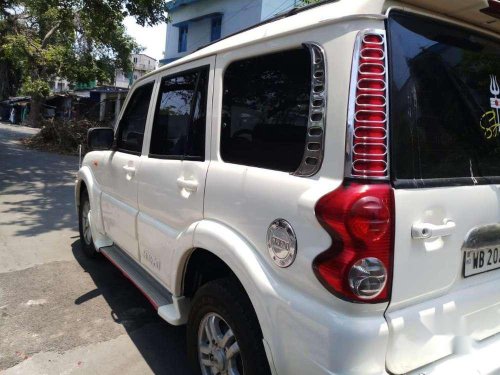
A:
77;1;500;374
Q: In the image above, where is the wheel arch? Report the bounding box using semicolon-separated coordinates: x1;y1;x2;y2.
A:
76;166;95;209
173;220;279;364
75;178;87;208
182;248;240;298
76;166;110;248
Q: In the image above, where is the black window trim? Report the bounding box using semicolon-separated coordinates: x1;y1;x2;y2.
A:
387;7;500;43
387;10;500;189
148;64;210;162
115;148;142;156
392;176;500;189
114;81;155;156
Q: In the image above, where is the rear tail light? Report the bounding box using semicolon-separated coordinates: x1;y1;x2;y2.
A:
313;183;394;303
311;29;393;303
313;30;393;303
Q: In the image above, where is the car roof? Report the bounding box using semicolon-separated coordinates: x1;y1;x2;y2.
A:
138;0;387;82
401;0;500;35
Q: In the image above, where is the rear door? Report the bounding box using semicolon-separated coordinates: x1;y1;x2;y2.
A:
386;11;500;374
136;57;214;288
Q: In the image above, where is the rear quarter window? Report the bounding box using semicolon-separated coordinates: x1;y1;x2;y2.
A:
220;48;311;172
388;12;500;187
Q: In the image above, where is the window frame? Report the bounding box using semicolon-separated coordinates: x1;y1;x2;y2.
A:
114;81;155;156
148;65;210;161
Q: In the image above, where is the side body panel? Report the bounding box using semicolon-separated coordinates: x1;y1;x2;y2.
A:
191;220;390;375
197;17;391;375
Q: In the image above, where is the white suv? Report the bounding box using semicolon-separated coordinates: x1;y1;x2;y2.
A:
76;1;500;374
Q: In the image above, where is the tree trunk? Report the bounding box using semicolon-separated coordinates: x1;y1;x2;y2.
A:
27;97;43;127
0;59;21;100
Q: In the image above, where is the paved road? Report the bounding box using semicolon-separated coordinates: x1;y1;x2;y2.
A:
0;123;194;374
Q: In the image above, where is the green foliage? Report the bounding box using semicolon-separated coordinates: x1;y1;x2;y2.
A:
20;77;51;99
0;0;168;123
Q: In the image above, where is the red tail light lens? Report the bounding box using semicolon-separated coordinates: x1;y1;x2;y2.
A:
347;195;390;242
313;182;394;303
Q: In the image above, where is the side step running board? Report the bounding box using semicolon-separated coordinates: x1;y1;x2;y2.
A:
100;245;189;325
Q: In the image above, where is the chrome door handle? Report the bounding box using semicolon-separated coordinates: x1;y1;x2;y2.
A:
412;220;456;239
177;177;198;192
122;165;136;173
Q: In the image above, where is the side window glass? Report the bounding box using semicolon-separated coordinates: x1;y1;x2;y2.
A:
116;82;154;154
220;49;311;172
150;67;208;160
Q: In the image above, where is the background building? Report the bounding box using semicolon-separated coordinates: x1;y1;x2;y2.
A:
115;53;158;88
52;78;70;93
161;0;298;65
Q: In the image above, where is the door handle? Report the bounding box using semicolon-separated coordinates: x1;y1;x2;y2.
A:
177;177;198;192
122;165;136;173
412;220;456;239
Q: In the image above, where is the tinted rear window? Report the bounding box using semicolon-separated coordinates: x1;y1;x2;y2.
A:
388;12;500;187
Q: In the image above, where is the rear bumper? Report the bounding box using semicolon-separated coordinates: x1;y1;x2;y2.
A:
407;332;500;375
268;277;500;375
261;291;390;375
385;277;500;374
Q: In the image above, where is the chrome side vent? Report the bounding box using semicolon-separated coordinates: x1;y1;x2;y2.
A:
345;30;389;180
293;42;327;177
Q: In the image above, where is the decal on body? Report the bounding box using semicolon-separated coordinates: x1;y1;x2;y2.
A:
480;74;500;139
143;249;161;271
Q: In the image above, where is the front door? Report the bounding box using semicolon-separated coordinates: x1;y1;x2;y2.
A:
100;81;155;259
137;56;214;288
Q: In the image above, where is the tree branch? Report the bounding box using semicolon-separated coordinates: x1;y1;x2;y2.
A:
41;21;61;48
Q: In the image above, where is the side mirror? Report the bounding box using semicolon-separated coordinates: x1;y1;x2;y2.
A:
87;127;114;151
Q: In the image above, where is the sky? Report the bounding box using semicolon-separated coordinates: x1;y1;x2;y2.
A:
123;16;166;62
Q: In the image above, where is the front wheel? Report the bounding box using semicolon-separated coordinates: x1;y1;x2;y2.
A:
78;191;98;258
187;278;271;375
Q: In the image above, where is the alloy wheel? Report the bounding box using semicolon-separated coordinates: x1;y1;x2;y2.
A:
198;312;242;375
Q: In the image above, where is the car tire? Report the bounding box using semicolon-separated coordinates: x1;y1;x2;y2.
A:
187;278;271;375
78;191;98;258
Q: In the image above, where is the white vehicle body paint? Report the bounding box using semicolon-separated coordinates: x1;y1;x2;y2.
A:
75;0;500;374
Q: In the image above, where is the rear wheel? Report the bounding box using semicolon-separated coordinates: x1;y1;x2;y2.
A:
187;278;271;375
78;191;98;258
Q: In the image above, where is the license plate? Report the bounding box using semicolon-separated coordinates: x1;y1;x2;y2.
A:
464;248;500;277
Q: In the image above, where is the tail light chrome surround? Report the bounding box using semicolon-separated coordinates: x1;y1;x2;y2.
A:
345;29;389;180
293;42;327;177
